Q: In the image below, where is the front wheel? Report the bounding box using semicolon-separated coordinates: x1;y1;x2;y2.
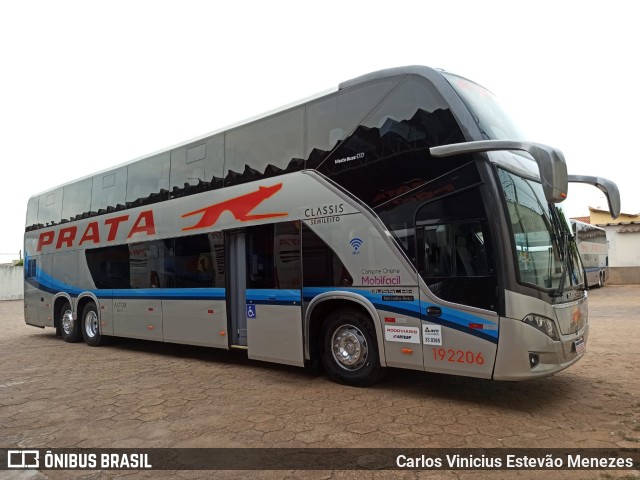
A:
81;303;108;346
60;301;81;343
321;309;385;387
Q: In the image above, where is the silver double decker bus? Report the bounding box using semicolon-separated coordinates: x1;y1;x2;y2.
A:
24;66;620;386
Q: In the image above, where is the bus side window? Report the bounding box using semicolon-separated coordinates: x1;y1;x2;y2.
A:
245;222;302;289
301;224;353;287
27;259;37;278
416;188;497;312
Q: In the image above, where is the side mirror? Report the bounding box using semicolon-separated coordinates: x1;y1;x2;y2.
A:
568;175;621;219
430;140;568;203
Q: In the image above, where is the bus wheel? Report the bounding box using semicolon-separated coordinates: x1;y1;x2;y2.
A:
321;309;385;387
598;272;604;288
81;303;107;346
60;301;81;343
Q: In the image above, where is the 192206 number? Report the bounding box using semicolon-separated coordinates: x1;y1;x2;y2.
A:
432;348;484;365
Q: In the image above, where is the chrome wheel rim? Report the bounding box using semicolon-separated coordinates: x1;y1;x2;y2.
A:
331;324;368;371
61;309;74;335
85;310;99;338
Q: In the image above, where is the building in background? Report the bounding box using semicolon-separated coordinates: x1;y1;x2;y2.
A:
588;207;640;284
0;264;23;300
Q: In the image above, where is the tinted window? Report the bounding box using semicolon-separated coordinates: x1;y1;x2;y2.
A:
224;108;304;187
415;187;497;311
374;162;481;265
317;76;466;207
273;222;301;288
421;222;490;278
26;197;39;231
128;240;171;288
27;258;36;278
86;244;130;289
444;73;526;141
38;188;63;227
170;135;224;198
126;153;170;208
246;222;301;289
174;233;225;288
306;79;398;168
302;224;353;287
91;167;127;215
62;177;92;222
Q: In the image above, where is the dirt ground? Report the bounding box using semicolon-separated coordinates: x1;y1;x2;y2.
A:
0;285;638;479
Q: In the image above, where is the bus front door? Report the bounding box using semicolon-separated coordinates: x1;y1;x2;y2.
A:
415;187;499;379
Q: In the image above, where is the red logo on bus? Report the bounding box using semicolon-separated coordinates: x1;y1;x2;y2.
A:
181;183;287;231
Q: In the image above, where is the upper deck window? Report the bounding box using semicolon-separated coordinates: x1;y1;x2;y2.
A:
62;177;92;222
91;167;127;215
170;135;224;198
443;73;526;141
305;79;398;168
37;188;62;227
224;108;304;187
126;152;170;208
26;197;39;230
317;75;466;207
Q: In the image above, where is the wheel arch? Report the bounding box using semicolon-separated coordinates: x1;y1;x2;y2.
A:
76;292;101;327
305;291;386;367
53;293;73;329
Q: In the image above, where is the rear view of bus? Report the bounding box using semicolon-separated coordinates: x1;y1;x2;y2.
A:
23;66;620;385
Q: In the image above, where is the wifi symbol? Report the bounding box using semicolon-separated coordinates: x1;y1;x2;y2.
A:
350;238;363;254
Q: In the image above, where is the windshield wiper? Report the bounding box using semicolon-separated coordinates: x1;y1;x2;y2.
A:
551;231;569;297
548;206;577;297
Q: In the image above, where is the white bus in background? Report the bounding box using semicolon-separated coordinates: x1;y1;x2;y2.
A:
571;220;609;288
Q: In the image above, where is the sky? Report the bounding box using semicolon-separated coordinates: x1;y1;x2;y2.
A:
1;0;639;263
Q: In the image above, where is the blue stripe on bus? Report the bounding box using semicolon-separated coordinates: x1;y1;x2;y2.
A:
27;266;495;343
110;288;226;301
246;289;301;306
27;270;85;297
302;287;498;344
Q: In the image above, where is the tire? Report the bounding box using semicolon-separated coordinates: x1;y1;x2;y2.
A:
598;272;604;288
320;309;385;387
81;302;108;346
60;300;82;343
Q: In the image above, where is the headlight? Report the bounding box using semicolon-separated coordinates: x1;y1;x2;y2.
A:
523;314;560;341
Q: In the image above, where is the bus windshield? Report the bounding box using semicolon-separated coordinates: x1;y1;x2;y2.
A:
498;168;584;293
443;73;527;141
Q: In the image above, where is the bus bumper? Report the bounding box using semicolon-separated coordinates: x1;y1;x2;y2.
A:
493;316;589;381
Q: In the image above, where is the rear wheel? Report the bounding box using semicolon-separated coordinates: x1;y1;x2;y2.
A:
598;271;604;288
81;302;108;346
60;301;81;343
321;309;385;387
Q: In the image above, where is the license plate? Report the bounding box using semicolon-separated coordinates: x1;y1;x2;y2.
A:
574;337;586;355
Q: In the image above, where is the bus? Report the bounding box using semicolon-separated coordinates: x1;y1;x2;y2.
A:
570;219;609;288
24;66;621;386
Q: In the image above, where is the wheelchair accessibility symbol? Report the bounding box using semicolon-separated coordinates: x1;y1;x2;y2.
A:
246;304;256;319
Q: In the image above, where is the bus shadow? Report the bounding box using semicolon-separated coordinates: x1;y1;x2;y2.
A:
379;367;581;412
31;330;580;410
